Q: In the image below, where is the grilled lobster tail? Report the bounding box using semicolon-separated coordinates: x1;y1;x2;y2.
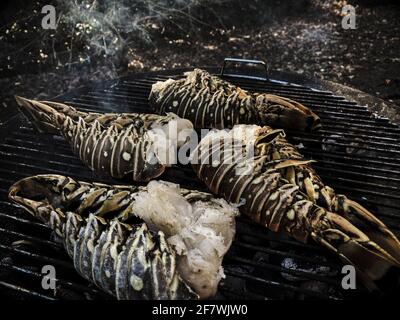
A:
15;96;87;134
149;68;321;131
251;125;400;267
9;175;238;299
14;96;193;182
191;126;400;288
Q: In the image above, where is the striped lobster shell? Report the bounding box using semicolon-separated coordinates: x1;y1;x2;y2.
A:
15;96;193;182
149;68;321;131
8;175;238;299
191;125;400;289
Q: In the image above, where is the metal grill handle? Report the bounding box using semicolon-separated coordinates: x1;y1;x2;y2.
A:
220;58;269;81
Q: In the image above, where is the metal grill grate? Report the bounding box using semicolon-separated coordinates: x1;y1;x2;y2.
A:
0;67;399;300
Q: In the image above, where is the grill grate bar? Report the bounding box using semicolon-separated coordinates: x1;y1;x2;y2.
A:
235;220;329;252
18;111;400;165
123;77;339;98
290;136;400;156
302;148;400;168
312;165;400;186
109;85;372;113
0;227;59;248
318;124;400;138
73;88;382;123
4;137;78;155
216;286;268;300
231;241;346;269
0;264;111;299
290;131;400;151
75;92;393;127
4;127;400;195
115;82;337;98
226;255;341;286
223;270;339;300
306;129;399;144
0;228;331;300
64;95;400;136
0;281;56;300
2;202;341;271
58;89;400;136
1;148;397;211
0;212;46;229
0;244;77;270
6;134;400;182
0;150;87;170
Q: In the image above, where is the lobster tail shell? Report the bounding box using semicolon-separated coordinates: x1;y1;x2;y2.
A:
8;175;195;299
8;175;238;299
333;195;400;266
15;96;68;134
149;68;321;131
310;210;400;290
191;125;400;289
14;97;195;182
255;94;321;132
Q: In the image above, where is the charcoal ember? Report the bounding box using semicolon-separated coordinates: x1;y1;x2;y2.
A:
345;137;374;156
52;283;109;300
55;285;90;300
265;232;292;249
84;283;115;300
322;134;378;157
253;251;271;264
294;142;305;150
280;256;338;282
300;281;328;292
210;291;226;300
219;265;254;299
296;281;339;300
0;256;13;278
223;265;254;277
0;256;13;267
322;134;346;153
300;280;343;300
250;254;297;299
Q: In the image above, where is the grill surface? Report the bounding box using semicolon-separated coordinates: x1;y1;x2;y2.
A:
0;67;399;300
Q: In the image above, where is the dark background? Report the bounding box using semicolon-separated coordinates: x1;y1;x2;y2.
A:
0;0;399;118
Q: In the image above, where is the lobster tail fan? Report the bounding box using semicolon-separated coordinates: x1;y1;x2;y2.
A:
14;96;63;134
14;97;85;135
336;240;392;290
334;195;400;265
255;94;321;132
311;210;400;290
8;174;67;223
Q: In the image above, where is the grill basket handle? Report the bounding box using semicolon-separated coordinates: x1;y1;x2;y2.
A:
220;58;269;81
